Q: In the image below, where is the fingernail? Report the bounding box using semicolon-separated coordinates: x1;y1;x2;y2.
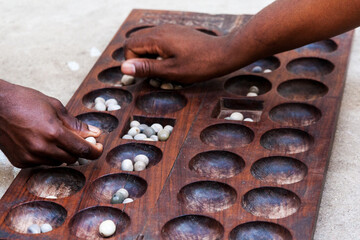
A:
88;125;100;134
122;61;136;75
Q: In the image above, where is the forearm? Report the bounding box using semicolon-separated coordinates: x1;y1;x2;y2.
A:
0;79;15;119
222;0;360;73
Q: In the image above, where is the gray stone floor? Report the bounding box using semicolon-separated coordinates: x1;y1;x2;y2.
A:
0;1;359;239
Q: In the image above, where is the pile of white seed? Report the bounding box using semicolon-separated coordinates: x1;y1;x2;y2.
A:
149;79;184;90
225;112;254;122
114;74;135;87
246;86;259;97
110;188;133;204
27;223;52;234
251;66;272;73
94;97;121;111
122;120;173;142
99;220;116;237
120;154;149;172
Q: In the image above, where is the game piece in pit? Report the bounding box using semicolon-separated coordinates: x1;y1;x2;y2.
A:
251;66;263;73
85;137;96;144
107;104;121;111
134;154;149;165
244;118;254;122
151;123;163;133
134;161;146;171
160;83;174;90
247;92;258;97
122;134;133;140
120;75;135;86
134;133;147;141
94;102;106;111
121;159;134;171
40;223;52;233
230;112;244;121
128;127;140;136
123;198;134;204
28;224;41;234
158;129;170;141
249;86;259;94
264;69;272;73
99;220;116;238
130;120;140;128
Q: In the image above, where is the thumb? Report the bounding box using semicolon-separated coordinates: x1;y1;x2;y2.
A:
57;111;101;138
121;58;167;78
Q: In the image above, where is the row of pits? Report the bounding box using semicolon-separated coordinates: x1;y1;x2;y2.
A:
5;201;293;239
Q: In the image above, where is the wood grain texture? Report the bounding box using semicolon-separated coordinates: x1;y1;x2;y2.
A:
0;9;354;240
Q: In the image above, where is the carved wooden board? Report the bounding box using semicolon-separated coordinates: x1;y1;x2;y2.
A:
0;9;354;240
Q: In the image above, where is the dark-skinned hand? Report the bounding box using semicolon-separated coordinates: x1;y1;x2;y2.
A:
0;80;103;168
121;24;231;84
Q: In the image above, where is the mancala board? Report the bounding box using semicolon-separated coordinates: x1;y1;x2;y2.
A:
0;9;354;240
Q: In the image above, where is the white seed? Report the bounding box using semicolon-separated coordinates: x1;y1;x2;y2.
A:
105;98;118;107
158;129;170;141
263;69;272;73
45;195;57;199
94;102;106;111
107;104;121;111
150;135;159;141
230;112;244;121
247;92;258;97
128;127;140;136
40;223;53;233
134;133;147;141
121;159;134;171
149;79;161;88
160;83;174;90
224;117;231;120
244;118;254;122
122;134;133;140
99;220;116;238
151;123;163;133
138;124;148;132
120;75;135;86
28;224;41;234
164;125;173;133
130;120;140;128
156;56;163;60
174;85;183;89
68;161;80;166
123;198;134;204
85;137;96;144
95;97;106;104
78;158;92;165
252;66;263;73
249;86;260;94
134;161;147;171
134;154;149;166
115;188;129;198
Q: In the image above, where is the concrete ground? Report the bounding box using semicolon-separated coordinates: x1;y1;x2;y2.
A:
0;1;359;239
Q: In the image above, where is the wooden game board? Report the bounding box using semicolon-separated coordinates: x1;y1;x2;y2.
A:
0;9;354;240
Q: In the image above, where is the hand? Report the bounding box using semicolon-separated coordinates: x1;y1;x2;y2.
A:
122;24;232;84
0;80;103;168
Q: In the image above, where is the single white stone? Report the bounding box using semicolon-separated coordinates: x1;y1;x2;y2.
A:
121;75;135;86
94;102;106;111
68;161;80;166
158;129;170;141
151;123;163;133
85;137;96;144
122;134;133;140
115;188;129;198
150;135;159;141
251;66;262;73
149;79;161;88
67;61;80;71
99;220;116;238
28;224;41;234
94;97;106;104
224;117;231;120
156;56;163;60
105;98;118;107
121;159;134;171
134;154;149;166
247;92;258;97
164;125;173;133
78;158;92;165
134;161;147;171
107;104;121;111
40;223;53;233
249;86;260;94
130;120;140;128
128;127;140;136
45;195;57;199
138;124;148;132
244;118;254;122
263;69;272;73
160;83;174;90
90;47;101;57
134;133;147;141
143;138;155;141
143;127;156;137
123;198;134;204
230;112;244;121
